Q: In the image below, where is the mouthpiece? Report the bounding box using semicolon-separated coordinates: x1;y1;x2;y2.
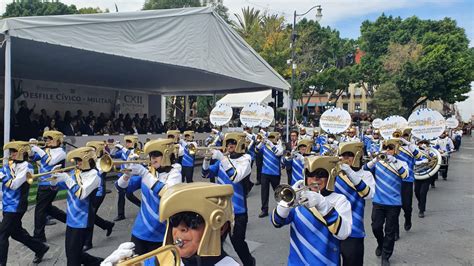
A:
174;238;184;247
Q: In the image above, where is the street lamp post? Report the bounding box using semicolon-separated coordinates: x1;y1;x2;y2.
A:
290;4;322;125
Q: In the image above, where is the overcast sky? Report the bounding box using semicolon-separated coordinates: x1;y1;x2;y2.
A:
1;0;473;120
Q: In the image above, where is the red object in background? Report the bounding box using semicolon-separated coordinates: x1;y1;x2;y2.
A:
355;48;365;64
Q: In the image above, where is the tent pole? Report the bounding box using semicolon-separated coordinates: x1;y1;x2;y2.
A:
286;90;289;143
3;34;12;160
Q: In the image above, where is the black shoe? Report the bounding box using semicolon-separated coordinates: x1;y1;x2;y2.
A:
394;233;400;241
375;246;382;257
419;212;425;218
113;215;125;221
381;257;390;266
33;245;49;264
106;222;115;237
258;211;268;218
45;219;56;226
83;245;93;252
404;222;412;231
255;182;261;186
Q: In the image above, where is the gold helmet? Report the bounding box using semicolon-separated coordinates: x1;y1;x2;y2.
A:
159;182;234;257
223;132;247;154
167;130;181;143
43;130;64;144
124;135;139;147
338;142;364;168
304;156;339;191
183;131;195;141
382;139;401;155
144;139;178;167
268;132;281;144
348;127;357;134
3;141;31;161
67;147;97;170
392;129;402;138
86;141;106;157
402;128;412;138
297;139;313;155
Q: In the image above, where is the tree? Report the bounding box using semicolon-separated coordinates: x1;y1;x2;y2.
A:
371;82;406;118
233;7;263;49
143;0;201;10
3;0;79;17
357;15;473;114
205;0;230;24
78;7;108;14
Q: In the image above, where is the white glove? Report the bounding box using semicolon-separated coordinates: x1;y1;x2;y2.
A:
265;139;275;148
30;145;43;155
339;163;352;173
300;190;331;216
294;153;304;162
400;138;411;145
340;163;361;184
292;180;305;201
202;157;210;170
387;154;397;163
128;153;139;161
115;143;124;150
101;242;135;266
212;129;220;134
211;150;224;161
50;172;69;186
29;138;38;143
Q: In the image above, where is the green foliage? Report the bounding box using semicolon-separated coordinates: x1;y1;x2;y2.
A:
196;96;215;117
78;7;108;14
143;0;201;10
371;82;407;118
357;15;473;113
3;0;79;17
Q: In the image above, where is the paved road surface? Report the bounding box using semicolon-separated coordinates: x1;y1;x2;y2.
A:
4;136;474;265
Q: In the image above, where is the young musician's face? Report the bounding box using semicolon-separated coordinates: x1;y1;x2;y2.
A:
125;140;133;149
348;131;355;137
75;159;83;168
9;150;18;159
150;156;162;169
298;146;307;154
341;154;354;165
226;143;236;153
172;221;205;258
383;145;395;156
45;137;55;147
290;133;298;141
306;176;327;192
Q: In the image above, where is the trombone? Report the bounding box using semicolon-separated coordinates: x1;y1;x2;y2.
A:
274;183;320;208
188;145;224;156
26;165;76;185
99;153;149;173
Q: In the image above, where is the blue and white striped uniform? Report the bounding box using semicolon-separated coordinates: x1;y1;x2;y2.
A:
247;138;256;162
113;147;143;188
271;192;352;266
362;135;372;153
30;146;66;187
396;145;422;183
364;160;408;206
290;156;304;186
258;144;283;176
367;140;381;157
0;162;34;213
334;170;375;238
320;143;337;156
181;144;196;168
117;164;182;242
58;169;100;228
203;155;252;215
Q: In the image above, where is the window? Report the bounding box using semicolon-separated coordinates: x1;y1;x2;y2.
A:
343;103;349;110
355;102;361;112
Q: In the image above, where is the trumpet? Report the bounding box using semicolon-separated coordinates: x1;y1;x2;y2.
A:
99;154;149;173
274;183;320;208
26;165;76;185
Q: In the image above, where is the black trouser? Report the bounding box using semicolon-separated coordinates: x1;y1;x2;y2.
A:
261;174;281;213
0;212;48;265
230;213;255;266
415;178;430;213
34;186;67;240
340;237;364;266
117;190;141;217
440;164;449;179
65;226;102;266
131;234;162;256
400;181;413;226
84;194;113;247
255;154;263;184
286;168;292;185
182;166;194;183
209;159;217;183
371;204;401;260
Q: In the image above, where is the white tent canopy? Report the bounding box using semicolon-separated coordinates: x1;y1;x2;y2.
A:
1;7;290;144
217;90;272;108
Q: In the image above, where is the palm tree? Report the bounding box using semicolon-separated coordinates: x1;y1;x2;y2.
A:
233;7;262;38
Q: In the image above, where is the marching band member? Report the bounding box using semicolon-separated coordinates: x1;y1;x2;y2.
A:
414;140;433;218
283;130;299;184
335;142;375;266
366;130;382;158
453;127;463;151
364;139;409;266
271;156;352;266
51;147;103;265
256;132;284;218
254;128;268;186
101;183;238;266
116;139;182;255
362;128;373;155
284;139;313;185
298;126;312;140
83;141;115;251
112;136;142;221
0;142;50;265
433;131;453;181
202;133;256;266
203;128;223;183
395;128;424;238
320;134;339;156
179;131;197;183
243;127;256;194
30;130;67;242
341;127;360;142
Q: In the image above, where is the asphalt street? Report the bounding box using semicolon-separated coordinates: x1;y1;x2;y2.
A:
4;136;474;265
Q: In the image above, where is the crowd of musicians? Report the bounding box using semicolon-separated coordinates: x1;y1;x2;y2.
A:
0;123;464;266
